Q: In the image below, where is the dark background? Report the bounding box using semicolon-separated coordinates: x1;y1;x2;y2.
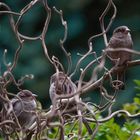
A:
0;0;140;109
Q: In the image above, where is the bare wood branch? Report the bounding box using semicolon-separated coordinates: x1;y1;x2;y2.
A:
40;0;53;65
99;0;117;47
53;6;72;75
83;59;140;94
85;110;140;123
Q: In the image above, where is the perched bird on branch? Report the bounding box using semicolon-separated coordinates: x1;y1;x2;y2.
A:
11;90;37;131
107;26;133;89
0;90;37;133
49;72;93;135
0;90;37;139
49;72;77;103
49;72;79;118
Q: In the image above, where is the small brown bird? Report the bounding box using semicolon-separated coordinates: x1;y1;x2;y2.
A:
11;90;37;131
107;26;133;89
49;72;77;103
49;72;78;118
49;72;93;134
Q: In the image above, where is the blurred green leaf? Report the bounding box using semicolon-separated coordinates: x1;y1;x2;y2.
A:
134;80;140;87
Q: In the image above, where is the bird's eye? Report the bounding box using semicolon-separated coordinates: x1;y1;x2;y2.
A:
117;28;125;33
19;92;26;97
121;29;125;32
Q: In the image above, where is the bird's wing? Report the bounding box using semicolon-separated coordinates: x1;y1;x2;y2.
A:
108;36;121;48
11;98;23;117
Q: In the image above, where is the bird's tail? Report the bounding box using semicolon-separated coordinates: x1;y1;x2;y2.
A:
117;70;125;90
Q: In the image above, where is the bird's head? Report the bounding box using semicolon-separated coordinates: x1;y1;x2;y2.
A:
17;90;37;101
113;26;131;37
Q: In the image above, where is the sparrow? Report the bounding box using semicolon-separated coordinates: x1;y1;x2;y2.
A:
107;26;133;89
11;90;37;131
49;72;77;103
49;72;79;119
49;72;93;134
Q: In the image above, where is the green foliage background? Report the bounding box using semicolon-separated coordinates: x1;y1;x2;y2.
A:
0;0;140;109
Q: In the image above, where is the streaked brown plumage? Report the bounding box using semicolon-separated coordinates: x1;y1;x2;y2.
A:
49;72;77;102
0;90;38;132
11;90;37;131
108;26;133;89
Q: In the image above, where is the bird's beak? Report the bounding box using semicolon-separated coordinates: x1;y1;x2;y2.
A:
126;28;130;33
32;93;37;97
